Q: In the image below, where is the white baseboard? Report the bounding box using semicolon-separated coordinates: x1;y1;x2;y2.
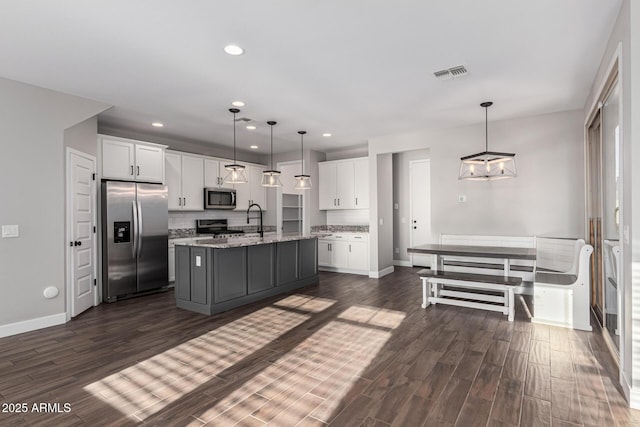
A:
622;371;640;410
0;313;67;338
369;266;394;279
318;266;369;276
530;317;592;332
393;260;412;267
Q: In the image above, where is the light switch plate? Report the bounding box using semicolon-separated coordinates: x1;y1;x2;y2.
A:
195;255;201;267
1;225;19;238
458;195;467;203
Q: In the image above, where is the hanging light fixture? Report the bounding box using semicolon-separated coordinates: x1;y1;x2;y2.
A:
224;108;248;184
261;121;282;187
459;101;517;181
294;131;312;190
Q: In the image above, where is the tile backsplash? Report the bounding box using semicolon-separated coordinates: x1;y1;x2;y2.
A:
169;210;270;230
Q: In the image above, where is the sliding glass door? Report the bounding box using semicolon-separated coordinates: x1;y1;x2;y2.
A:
586;74;621;352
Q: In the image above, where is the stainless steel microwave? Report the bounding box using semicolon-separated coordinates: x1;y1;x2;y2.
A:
204;188;236;209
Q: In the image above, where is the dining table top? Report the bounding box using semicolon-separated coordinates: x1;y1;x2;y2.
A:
407;243;537;260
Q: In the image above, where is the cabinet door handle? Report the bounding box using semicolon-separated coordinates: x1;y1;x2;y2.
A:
183;197;186;206
137;166;140;176
178;197;181;206
337;198;340;206
349;244;351;252
355;197;358;205
130;165;134;175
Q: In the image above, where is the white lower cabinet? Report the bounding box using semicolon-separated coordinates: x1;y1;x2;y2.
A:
318;233;369;274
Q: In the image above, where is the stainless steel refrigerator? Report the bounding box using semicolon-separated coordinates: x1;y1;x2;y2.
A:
101;181;168;302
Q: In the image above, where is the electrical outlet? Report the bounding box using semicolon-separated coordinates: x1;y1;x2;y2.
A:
458;195;467;203
394;203;399;210
395;247;399;254
379;218;384;226
1;225;19;238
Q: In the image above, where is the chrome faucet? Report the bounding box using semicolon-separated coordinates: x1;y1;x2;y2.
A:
246;203;264;238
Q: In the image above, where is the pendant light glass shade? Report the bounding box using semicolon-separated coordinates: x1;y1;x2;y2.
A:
224;108;248;184
262;121;282;187
459;102;517;181
294;130;312;190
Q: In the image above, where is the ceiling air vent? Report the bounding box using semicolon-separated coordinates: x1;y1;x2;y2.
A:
433;65;468;80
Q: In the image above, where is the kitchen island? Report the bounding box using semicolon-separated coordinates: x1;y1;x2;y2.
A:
174;234;320;315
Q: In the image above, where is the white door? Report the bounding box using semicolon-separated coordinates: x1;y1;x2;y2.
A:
68;150;96;317
409;159;432;267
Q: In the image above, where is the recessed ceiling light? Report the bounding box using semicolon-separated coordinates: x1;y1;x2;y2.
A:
152;122;164;128
246;125;256;130
224;44;244;56
250;145;259;149
322;133;331;137
231;101;245;107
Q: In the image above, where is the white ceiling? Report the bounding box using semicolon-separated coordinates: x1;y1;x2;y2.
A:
0;1;622;154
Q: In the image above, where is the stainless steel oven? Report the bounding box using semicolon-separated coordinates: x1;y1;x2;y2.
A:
204;188;236;209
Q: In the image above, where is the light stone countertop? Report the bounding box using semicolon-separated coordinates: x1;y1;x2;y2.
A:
175;232;331;249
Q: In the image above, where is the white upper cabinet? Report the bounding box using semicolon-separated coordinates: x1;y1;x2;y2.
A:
234;165;267;211
318;163;337;210
353;157;369;209
318;157;368;210
135;144;165;182
166;152;204;211
100;136;165;183
204;158;232;188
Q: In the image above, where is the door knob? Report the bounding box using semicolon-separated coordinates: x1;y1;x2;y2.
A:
413;220;417;223
413;226;417;229
73;241;82;246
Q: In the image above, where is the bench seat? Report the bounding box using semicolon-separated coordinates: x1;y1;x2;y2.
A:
418;269;521;321
532;245;593;331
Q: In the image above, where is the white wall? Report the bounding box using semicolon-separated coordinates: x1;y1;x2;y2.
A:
0;78;108;333
585;0;640;403
368;109;585;276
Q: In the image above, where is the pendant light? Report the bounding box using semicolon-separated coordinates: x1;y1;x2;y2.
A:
294;131;312;190
224;108;248;184
261;121;282;187
458;101;517;181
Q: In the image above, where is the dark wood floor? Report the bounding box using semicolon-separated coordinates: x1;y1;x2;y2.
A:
1;267;638;426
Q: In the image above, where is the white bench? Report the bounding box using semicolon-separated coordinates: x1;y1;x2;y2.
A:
418;269;522;321
532;244;593;331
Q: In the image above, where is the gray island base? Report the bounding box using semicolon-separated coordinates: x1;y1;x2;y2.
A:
174;235;320;315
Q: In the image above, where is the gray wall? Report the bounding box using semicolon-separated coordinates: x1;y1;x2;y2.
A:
585;0;640;396
392;149;431;262
368;109;586;276
0;78;108;329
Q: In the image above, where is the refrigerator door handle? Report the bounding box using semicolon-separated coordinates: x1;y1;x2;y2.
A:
132;200;138;258
137;200;143;258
